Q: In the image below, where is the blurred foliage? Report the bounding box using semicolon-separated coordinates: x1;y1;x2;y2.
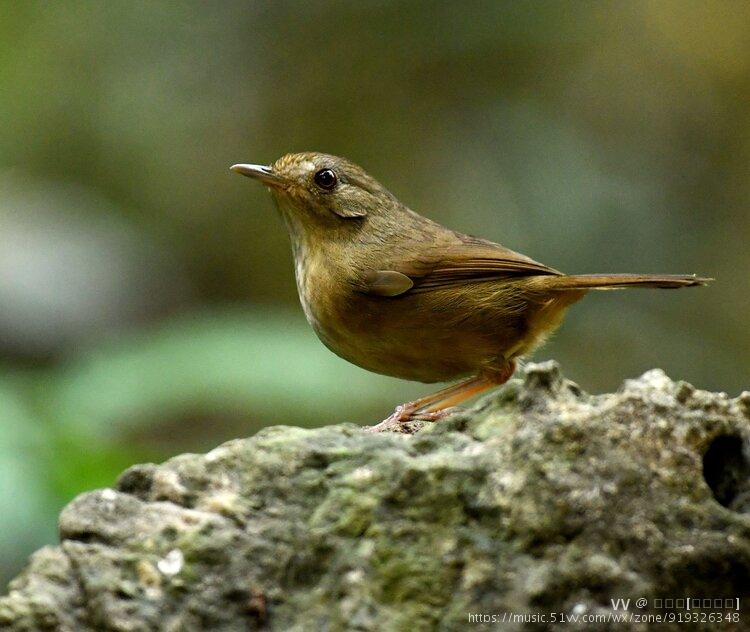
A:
1;0;748;585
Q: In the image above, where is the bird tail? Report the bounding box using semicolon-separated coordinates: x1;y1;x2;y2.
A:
541;273;712;291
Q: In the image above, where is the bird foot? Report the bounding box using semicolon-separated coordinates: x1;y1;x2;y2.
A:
364;404;458;434
363;404;413;434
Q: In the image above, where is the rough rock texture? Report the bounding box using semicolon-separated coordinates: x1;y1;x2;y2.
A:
1;362;749;631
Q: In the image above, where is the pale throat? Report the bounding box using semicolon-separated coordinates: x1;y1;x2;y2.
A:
277;205;323;328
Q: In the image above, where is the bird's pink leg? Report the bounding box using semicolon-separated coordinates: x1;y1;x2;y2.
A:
365;361;516;433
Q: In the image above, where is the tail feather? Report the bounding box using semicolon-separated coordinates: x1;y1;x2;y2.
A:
542;273;712;291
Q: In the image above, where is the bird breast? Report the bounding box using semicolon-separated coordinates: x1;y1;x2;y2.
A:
294;247;324;331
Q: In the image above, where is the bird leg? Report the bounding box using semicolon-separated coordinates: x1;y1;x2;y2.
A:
365;361;516;433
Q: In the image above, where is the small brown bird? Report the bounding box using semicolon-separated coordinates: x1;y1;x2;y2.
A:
231;153;709;432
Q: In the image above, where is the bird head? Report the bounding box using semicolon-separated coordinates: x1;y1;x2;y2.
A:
231;152;394;229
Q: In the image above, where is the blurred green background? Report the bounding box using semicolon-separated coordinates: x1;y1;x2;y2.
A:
1;0;748;586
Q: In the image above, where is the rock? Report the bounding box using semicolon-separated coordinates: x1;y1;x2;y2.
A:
1;362;749;631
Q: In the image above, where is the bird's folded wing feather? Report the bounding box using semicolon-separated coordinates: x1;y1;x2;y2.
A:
361;238;561;297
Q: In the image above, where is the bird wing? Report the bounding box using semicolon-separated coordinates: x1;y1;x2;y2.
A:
361;236;561;297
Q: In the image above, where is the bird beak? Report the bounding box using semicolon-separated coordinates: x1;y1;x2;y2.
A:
230;163;286;188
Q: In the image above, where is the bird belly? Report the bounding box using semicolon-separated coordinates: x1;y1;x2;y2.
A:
300;281;544;383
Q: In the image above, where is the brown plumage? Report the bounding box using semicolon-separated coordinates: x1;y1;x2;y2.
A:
231;153;710;431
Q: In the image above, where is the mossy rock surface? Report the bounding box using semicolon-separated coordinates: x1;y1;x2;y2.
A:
1;362;749;631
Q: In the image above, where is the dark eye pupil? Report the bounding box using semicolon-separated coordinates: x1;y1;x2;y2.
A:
314;169;337;190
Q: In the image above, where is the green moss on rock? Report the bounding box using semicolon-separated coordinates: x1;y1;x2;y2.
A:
1;362;749;631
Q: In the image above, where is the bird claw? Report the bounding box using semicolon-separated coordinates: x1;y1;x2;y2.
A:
363;404;414;433
364;404;460;433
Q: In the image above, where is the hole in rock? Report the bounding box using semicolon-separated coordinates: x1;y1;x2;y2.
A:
703;434;750;512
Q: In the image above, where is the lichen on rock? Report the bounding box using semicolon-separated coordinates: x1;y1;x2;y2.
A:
1;362;749;631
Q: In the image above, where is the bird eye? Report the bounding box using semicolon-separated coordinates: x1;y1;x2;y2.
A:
313;168;337;190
